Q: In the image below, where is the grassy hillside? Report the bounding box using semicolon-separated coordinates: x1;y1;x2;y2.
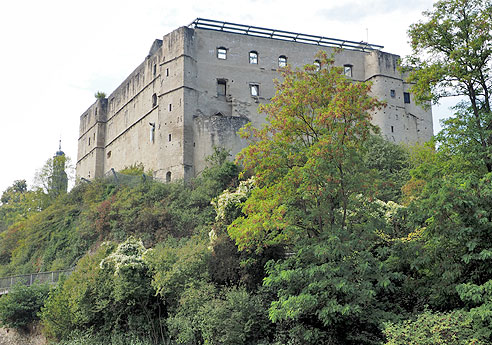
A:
0;156;239;276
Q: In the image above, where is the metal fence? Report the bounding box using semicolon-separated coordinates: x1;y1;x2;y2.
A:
0;268;75;295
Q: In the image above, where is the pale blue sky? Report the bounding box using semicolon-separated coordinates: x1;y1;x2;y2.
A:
0;0;450;193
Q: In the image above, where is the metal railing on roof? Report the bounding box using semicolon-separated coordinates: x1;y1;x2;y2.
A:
189;18;384;52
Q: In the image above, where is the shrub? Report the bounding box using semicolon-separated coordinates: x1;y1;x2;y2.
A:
0;282;51;330
383;309;486;344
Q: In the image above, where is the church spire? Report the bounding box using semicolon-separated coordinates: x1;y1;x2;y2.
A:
55;139;65;157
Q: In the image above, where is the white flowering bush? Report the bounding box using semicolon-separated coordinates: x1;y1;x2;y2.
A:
211;177;255;223
99;237;152;303
374;199;404;224
210;178;256;244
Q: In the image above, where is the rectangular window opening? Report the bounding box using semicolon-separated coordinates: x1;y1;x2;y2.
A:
217;47;227;60
390;89;395;98
404;92;411;104
250;84;259;97
217;79;227;97
344;64;353;78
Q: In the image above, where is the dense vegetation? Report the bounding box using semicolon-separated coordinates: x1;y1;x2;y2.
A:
0;1;491;343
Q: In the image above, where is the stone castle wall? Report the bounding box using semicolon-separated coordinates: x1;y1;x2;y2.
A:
76;22;433;182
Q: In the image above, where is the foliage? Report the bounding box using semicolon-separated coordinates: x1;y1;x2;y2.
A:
383;309;486;344
0;153;239;276
363;135;411;202
403;0;492;172
57;329;154;345
41;238;165;343
397;169;492;310
263;211;400;345
1;180;27;204
169;286;270;345
146;236;211;312
0;180;48;233
211;177;255;225
229;51;384;252
40;243;115;340
94;91;106;99
34;154;72;199
457;280;492;340
118;163;148;176
0;283;51;330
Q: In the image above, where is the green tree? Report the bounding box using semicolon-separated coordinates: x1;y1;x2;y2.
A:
0;180;46;232
403;0;492;172
229;51;384;251
34;154;72;199
0;180;27;204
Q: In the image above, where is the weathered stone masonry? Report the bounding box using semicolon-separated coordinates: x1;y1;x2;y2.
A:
76;18;433;182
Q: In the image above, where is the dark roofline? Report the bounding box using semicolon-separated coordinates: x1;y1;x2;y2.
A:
189;18;384;52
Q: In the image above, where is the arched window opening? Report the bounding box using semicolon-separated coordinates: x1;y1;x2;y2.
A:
249;51;258;64
278;55;287;67
166;171;172;183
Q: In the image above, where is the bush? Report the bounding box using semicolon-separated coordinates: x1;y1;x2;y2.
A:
41;238;164;342
0;282;51;330
383;309;486;344
58;329;154;345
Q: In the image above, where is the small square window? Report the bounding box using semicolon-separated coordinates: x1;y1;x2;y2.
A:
217;47;227;60
390;89;395;98
404;92;411;104
278;55;287;67
250;84;259;97
249;51;258;64
217;79;226;97
344;64;353;77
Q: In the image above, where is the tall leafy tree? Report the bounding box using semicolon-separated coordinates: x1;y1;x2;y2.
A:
225;52;400;344
397;0;492;319
403;0;492;172
229;51;384;251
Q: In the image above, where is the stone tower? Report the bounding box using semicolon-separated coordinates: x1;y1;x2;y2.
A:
50;140;68;196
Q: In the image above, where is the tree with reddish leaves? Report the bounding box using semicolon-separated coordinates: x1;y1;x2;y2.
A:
229;51;385;252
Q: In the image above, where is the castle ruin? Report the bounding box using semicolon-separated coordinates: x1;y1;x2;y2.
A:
76;18;433;182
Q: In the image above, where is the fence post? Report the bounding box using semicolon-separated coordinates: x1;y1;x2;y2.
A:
52;271;54;283
30;274;33;286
